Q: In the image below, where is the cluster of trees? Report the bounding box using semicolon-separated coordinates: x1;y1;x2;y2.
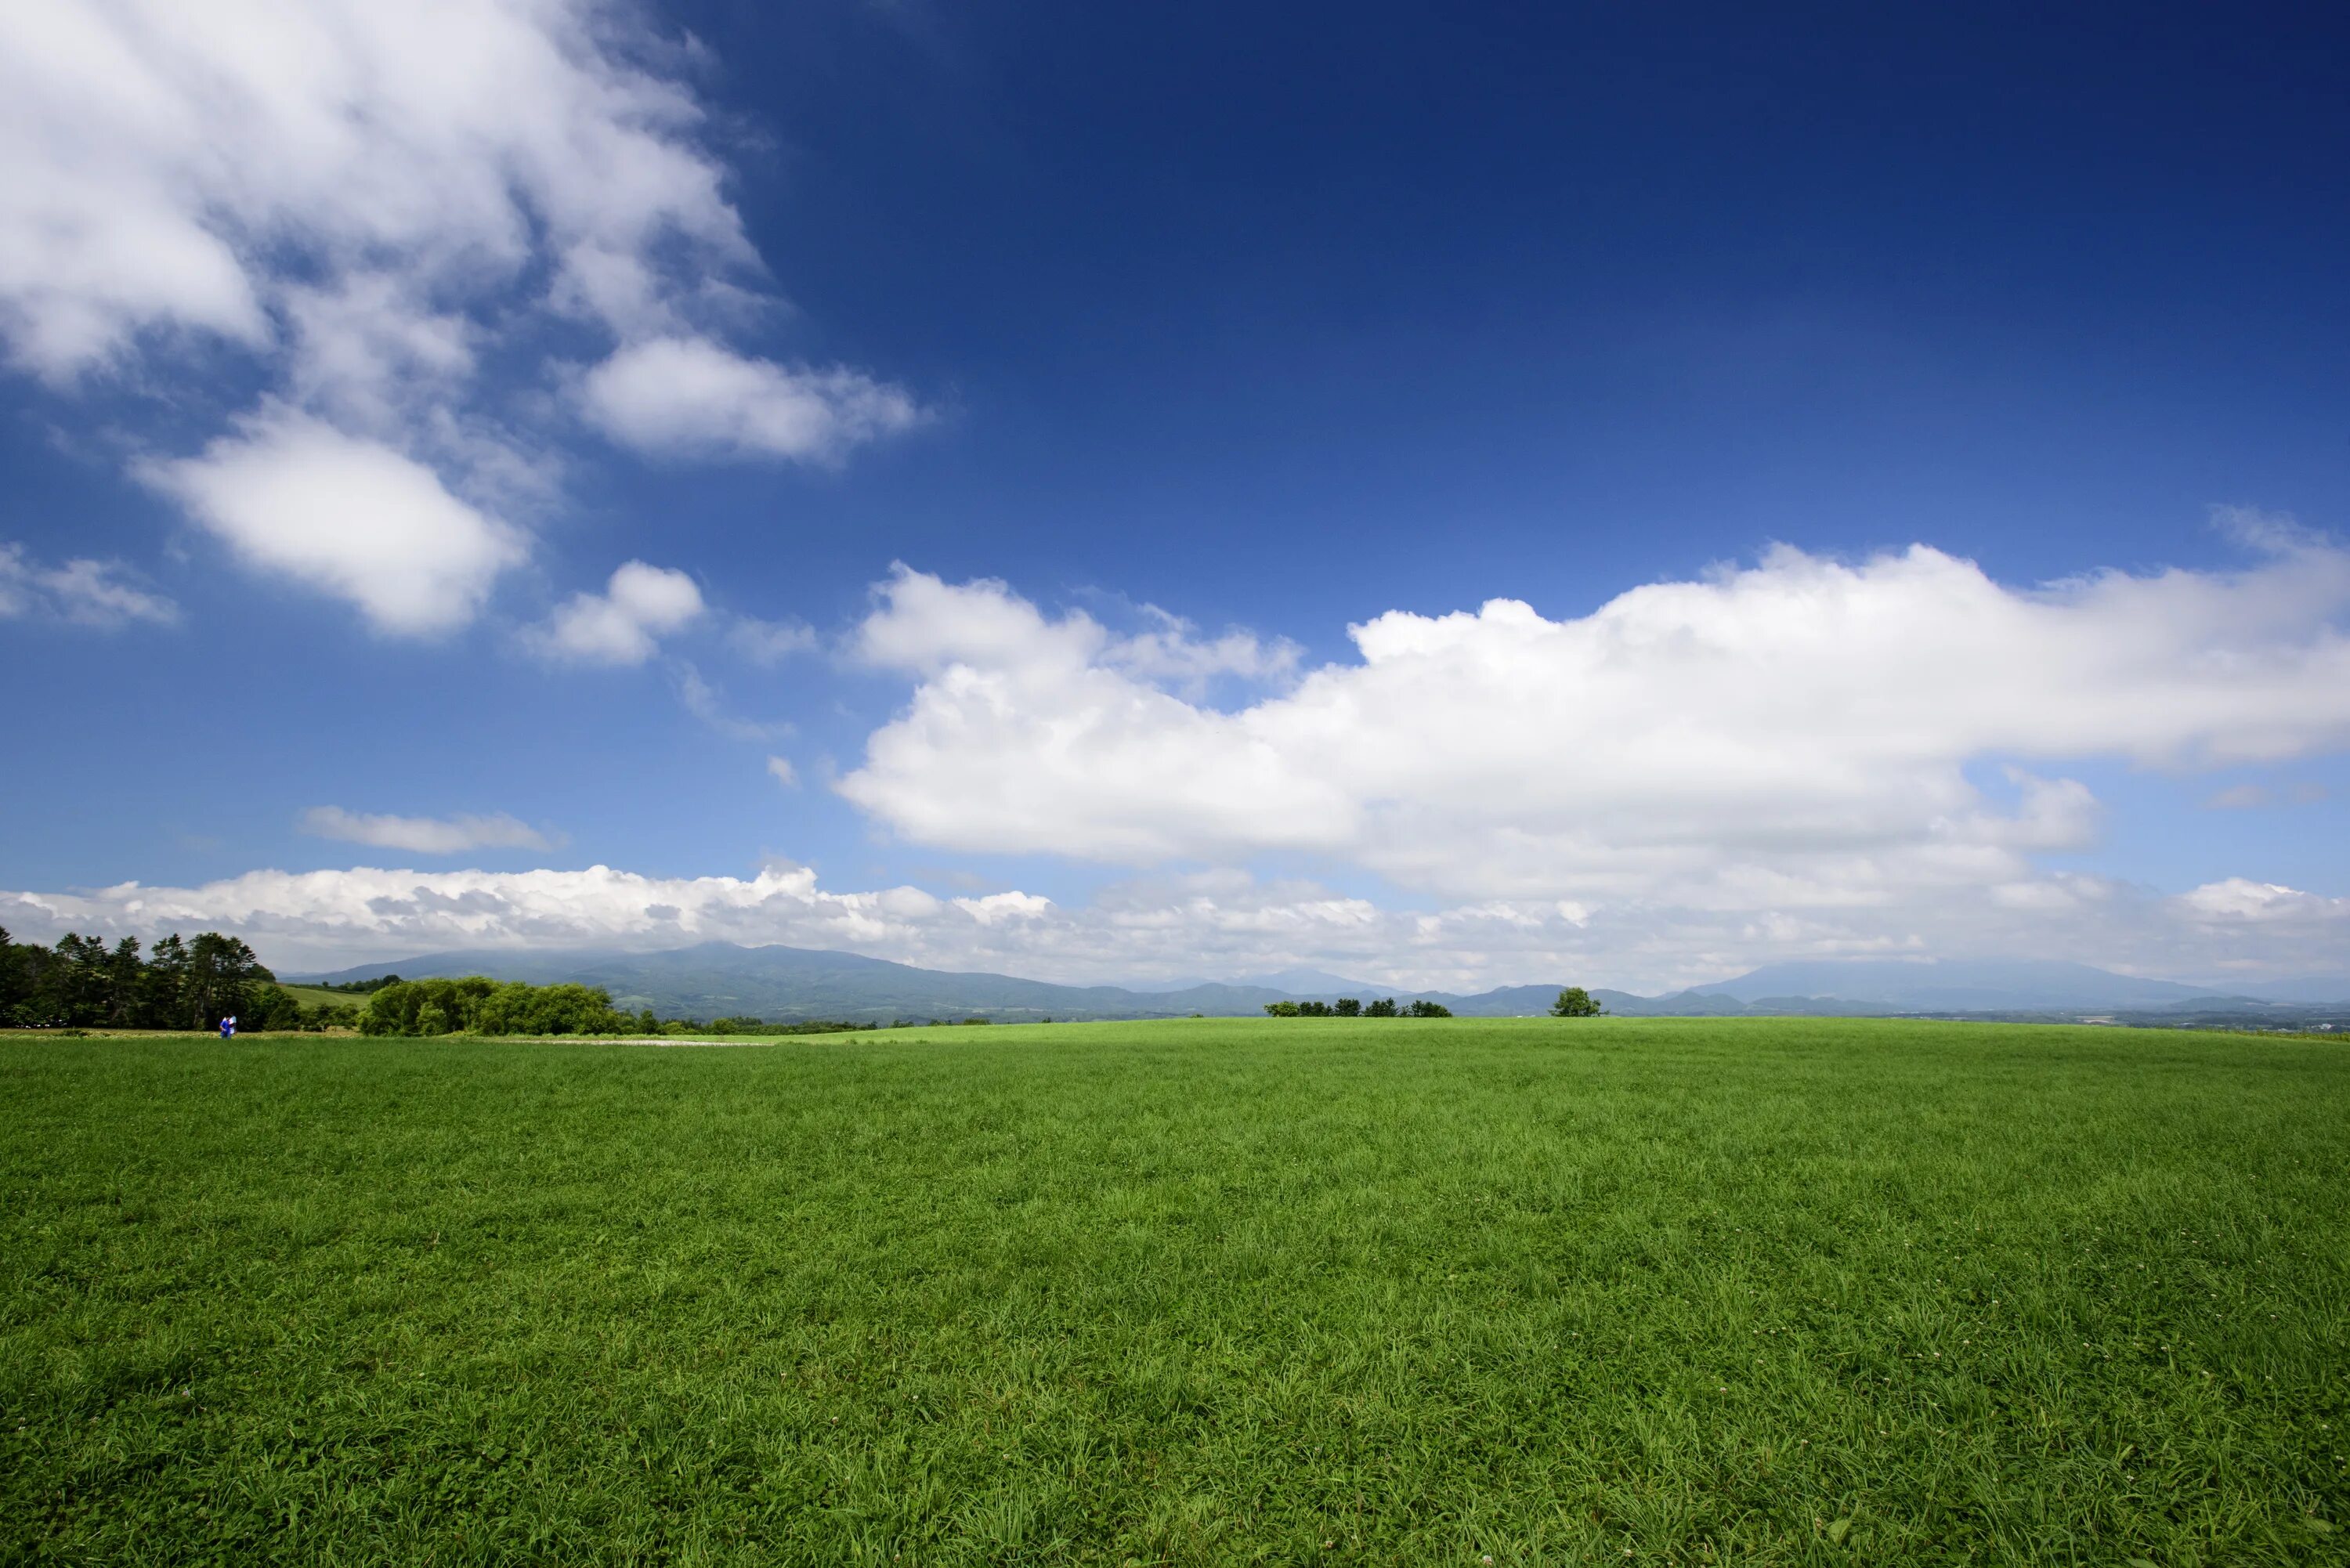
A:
1264;997;1455;1017
701;1016;880;1035
0;927;332;1031
1261;988;1608;1020
360;977;642;1037
356;981;884;1038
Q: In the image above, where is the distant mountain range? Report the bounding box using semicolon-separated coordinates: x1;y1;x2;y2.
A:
291;945;2350;1024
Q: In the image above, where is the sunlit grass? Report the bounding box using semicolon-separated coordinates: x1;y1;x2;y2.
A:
2;1017;2344;1563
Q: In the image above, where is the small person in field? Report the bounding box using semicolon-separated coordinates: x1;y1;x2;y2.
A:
219;1013;236;1040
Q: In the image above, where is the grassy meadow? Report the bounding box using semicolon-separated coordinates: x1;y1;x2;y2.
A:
269;982;367;1013
2;1017;2345;1564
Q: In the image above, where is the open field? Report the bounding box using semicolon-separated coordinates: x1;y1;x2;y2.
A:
2;1017;2345;1564
272;983;365;1012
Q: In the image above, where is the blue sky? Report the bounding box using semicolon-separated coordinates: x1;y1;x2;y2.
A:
2;0;2347;987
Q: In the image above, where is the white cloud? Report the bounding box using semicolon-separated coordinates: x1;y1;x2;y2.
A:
766;756;798;787
730;615;819;663
0;0;916;623
4;858;2342;992
139;410;526;637
1106;615;1301;694
0;0;744;382
854;564;1299;685
578;335;924;462
0;861;1066;974
526;559;703;665
298;807;556;855
2175;878;2350;927
839;541;2350;910
0;541;177;627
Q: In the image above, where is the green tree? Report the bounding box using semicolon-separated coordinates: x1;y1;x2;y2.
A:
244;984;306;1032
1407;999;1453;1017
1551;987;1604;1017
362;977;500;1036
144;934;192;1028
0;927;20;1021
186;933;271;1028
52;934;111;1027
1364;997;1399;1017
470;981;627;1036
6;937;65;1026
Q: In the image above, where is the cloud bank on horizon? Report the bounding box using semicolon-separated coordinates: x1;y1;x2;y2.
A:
6;856;2346;992
1;2;2345;991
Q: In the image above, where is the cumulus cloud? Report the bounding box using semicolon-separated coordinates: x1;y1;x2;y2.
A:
579;336;924;462
2174;878;2350;927
0;0;916;623
3;858;2342;991
298;807;557;855
766;756;798;787
0;0;744;381
854;565;1299;686
526;559;703;665
140;410;526;636
840;541;2350;910
0;542;177;627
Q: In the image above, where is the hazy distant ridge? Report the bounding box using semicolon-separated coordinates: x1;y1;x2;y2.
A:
292;944;2350;1024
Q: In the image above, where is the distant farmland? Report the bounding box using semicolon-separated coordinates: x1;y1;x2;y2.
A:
3;1018;2343;1563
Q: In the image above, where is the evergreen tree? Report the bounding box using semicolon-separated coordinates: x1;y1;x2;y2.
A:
0;927;24;1021
145;934;192;1028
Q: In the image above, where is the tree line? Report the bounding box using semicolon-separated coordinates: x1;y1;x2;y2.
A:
0;934;911;1037
355;978;878;1037
1264;997;1455;1017
0;927;332;1031
1261;988;1609;1019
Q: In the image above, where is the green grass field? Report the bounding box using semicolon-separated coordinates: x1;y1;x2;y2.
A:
269;982;365;1012
3;1018;2345;1565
